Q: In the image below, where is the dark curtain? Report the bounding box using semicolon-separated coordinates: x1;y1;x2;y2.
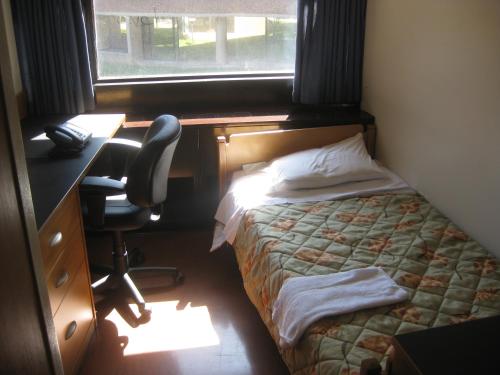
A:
293;0;367;106
12;0;95;115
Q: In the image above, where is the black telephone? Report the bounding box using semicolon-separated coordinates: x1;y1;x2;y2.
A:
45;122;92;156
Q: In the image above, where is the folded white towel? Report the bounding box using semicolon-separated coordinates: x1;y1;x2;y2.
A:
272;267;408;349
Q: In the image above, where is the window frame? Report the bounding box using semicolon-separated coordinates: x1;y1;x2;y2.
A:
95;71;294;85
85;0;297;86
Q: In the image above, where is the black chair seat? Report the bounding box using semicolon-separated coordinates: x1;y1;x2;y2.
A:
103;198;152;231
82;197;151;231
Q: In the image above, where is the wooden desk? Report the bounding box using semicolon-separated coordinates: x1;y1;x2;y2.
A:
390;315;500;375
22;114;124;374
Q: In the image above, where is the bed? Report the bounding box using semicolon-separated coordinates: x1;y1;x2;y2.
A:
214;124;500;375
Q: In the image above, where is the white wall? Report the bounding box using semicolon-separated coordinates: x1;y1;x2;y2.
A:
362;0;500;255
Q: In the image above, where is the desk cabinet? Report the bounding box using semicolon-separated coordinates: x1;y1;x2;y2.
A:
389;316;500;375
39;188;95;374
21;113;124;373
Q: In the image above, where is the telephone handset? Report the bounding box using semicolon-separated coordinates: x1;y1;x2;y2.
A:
45;122;92;156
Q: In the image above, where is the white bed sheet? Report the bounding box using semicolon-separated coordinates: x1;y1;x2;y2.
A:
211;165;413;251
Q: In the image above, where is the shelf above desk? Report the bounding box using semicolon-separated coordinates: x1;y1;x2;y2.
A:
122;109;375;129
22;114;125;230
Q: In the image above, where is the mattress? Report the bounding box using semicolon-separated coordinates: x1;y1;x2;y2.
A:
232;192;500;375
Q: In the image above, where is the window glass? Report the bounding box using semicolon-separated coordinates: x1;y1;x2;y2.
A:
93;1;297;79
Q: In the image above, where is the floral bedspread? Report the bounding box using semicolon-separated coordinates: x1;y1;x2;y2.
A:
232;193;500;375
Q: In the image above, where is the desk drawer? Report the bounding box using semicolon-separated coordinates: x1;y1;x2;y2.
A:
46;226;85;315
54;263;94;375
39;190;81;274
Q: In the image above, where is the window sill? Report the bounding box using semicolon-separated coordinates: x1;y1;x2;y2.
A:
94;73;294;87
122;108;374;129
123;114;291;128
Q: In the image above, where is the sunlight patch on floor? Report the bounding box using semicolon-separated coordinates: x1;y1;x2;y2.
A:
105;301;220;356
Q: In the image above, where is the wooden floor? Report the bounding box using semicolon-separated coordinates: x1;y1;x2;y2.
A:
80;229;289;375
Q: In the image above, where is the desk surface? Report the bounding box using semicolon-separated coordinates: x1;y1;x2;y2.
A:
22;114;125;230
393;315;500;374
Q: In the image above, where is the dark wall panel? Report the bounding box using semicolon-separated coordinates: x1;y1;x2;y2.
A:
94;77;294;116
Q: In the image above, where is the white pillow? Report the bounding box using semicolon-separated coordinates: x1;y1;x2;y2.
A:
265;133;385;191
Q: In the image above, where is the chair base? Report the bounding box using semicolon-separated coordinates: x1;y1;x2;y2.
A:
90;231;183;326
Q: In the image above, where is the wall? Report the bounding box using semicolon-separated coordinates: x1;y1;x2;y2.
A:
94;77;294;116
0;70;55;375
362;0;500;255
0;2;60;372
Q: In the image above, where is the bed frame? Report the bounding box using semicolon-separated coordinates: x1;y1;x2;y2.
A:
216;123;384;375
216;123;377;198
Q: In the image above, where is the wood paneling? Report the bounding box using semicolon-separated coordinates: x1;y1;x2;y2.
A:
45;226;86;316
0;59;54;374
43;187;96;373
217;124;376;196
53;263;94;375
39;189;82;275
124;114;290;128
94;77;294;115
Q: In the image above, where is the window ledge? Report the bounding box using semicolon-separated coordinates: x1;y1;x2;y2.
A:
122;109;375;129
123;114;291;128
94;74;294;87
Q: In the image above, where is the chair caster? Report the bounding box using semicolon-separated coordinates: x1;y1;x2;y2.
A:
175;272;184;285
127;309;151;328
129;248;145;267
114;302;151;328
137;308;152;325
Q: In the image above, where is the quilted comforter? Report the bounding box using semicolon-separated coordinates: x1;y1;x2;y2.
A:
232;193;500;375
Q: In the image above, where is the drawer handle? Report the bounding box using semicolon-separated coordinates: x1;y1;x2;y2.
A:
65;321;77;340
55;271;70;288
49;232;63;247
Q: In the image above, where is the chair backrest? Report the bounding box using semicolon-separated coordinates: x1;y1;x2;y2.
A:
126;115;182;207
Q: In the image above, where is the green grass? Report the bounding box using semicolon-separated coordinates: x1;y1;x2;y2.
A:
99;30;296;78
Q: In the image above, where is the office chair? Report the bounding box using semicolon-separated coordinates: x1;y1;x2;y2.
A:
80;114;182;320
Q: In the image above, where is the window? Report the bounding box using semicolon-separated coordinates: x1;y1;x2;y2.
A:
93;0;297;80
